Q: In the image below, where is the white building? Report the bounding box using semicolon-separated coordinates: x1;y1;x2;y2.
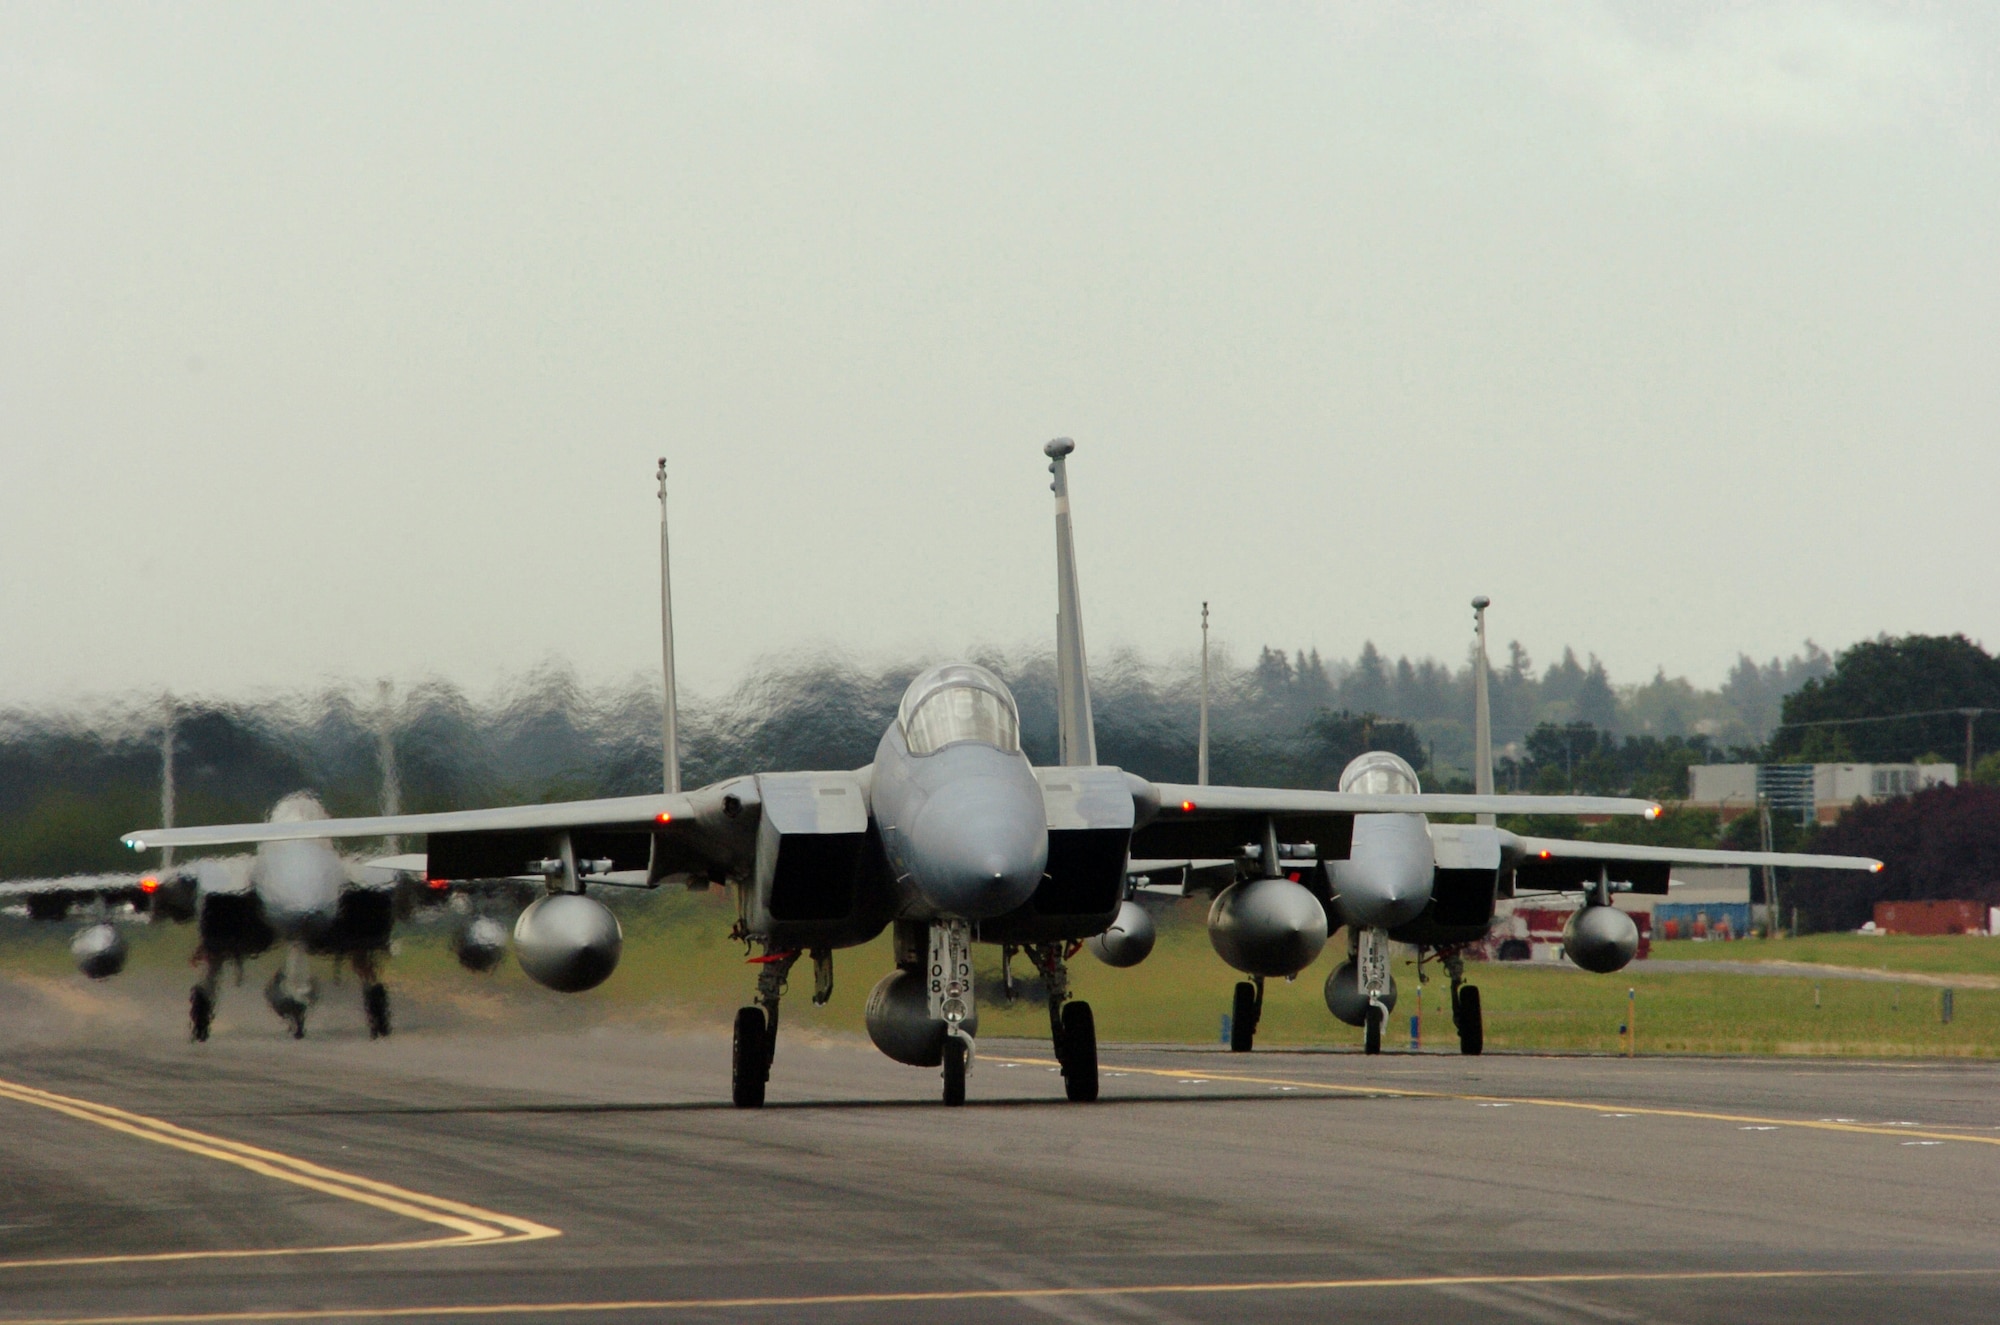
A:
1686;762;1957;825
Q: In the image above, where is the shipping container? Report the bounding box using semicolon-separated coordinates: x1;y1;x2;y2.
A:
1873;900;1988;936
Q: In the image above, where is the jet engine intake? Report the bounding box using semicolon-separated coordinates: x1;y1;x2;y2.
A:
452;915;509;973
1324;960;1398;1026
513;894;622;992
1207;878;1328;978
1086;899;1156;968
1563;904;1639;973
71;923;127;980
865;967;978;1067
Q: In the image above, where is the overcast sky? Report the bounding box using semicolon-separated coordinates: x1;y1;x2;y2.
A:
4;3;1995;707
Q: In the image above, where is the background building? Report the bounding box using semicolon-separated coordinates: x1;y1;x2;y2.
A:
1687;763;1958;826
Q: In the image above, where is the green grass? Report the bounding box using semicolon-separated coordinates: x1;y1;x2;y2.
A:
1651;933;2000;978
9;900;1999;1057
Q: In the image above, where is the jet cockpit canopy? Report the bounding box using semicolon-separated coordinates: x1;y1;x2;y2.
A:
898;663;1021;756
1339;751;1422;796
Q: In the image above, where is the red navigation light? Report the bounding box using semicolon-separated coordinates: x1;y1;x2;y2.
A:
656;812;673;824
427;877;449;891
1871;862;1884;873
1180;800;1195;813
1645;805;1662;820
1538;850;1552;859
139;876;159;893
1286;871;1301;883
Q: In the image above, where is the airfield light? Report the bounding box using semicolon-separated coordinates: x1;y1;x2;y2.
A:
139;877;158;893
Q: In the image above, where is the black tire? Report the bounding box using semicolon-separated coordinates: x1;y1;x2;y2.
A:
1457;985;1483;1056
942;1036;967;1107
1229;981;1258;1053
1364;1003;1383;1056
364;984;391;1040
1060;1002;1099;1103
287;1010;307;1040
732;1007;768;1109
189;987;212;1043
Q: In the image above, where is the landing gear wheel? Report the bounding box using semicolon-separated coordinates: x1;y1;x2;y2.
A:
1455;985;1483;1056
732;1007;769;1109
942;1036;967;1108
364;984;391;1040
286;1009;307;1040
189;987;213;1043
1364;1003;1384;1056
1230;981;1258;1053
1059;1001;1098;1103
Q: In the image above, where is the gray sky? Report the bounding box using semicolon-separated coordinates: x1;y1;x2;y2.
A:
4;3;1995;706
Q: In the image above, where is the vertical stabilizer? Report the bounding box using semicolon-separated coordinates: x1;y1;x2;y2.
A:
1471;596;1494;826
377;679;402;854
658;459;681;795
1197;602;1210;786
159;696;176;871
1046;438;1097;767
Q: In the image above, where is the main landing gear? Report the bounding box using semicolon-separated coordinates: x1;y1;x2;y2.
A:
1443;947;1483;1056
189;954;218;1043
1229;976;1264;1052
356;950;392;1040
732;947;800;1109
1028;942;1097;1102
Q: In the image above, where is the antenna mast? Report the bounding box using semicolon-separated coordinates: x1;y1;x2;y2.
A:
1197;602;1210;786
1472;596;1494;826
658;458;681;795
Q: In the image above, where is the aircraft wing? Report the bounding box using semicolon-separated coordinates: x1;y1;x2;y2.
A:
1506;834;1882;894
1132;783;1657;861
125;792;699;849
0;872;161;900
122;776;790;888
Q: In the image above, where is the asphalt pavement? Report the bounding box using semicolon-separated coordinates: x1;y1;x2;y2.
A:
3;966;1997;1324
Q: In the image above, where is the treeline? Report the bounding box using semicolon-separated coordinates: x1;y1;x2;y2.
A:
0;650;1425;878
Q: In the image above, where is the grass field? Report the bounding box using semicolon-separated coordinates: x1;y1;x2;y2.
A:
1651;932;2000;978
8;898;2000;1057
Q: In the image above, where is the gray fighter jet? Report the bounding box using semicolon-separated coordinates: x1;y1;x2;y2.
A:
121;442;1663;1106
1;701;528;1041
1117;596;1882;1056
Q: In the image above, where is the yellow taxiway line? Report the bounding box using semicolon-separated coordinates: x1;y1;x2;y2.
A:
5;1267;2000;1324
998;1055;2000;1147
0;1076;558;1271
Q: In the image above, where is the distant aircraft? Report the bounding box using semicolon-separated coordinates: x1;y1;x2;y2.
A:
1119;597;1883;1056
121;444;1660;1106
0;701;530;1041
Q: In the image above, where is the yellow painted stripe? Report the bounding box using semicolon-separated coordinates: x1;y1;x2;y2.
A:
0;1076;559;1271
5;1267;2000;1324
0;1079;556;1240
1011;1056;2000;1147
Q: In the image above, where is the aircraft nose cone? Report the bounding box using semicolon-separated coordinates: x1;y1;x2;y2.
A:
908;780;1048;920
1338;862;1433;929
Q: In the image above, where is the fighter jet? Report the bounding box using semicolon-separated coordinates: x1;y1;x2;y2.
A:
120;443;1661;1106
1111;597;1883;1056
1;704;528;1041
